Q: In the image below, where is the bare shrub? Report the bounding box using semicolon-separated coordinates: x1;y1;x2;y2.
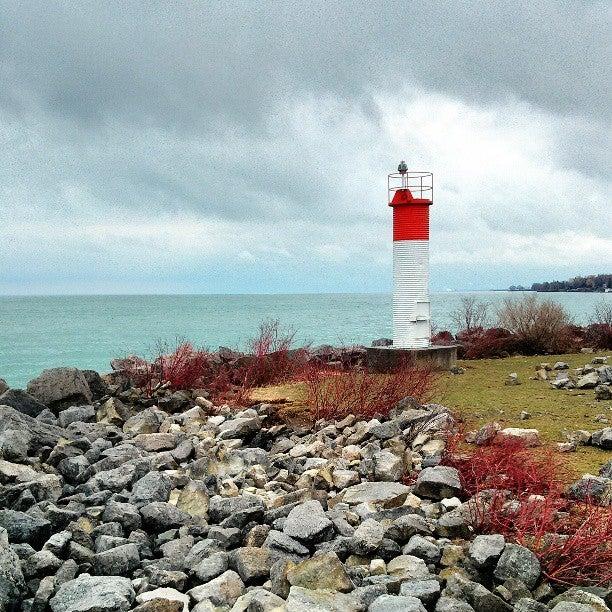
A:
592;299;612;326
450;296;491;332
496;294;572;354
304;360;440;422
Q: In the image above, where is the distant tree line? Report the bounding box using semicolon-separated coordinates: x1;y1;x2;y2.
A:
530;274;611;293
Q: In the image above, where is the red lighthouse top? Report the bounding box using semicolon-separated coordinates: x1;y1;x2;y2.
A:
388;162;433;241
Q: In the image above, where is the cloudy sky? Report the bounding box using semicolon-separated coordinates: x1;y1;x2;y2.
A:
0;0;610;295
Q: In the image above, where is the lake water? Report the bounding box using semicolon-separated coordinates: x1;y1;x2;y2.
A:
1;291;610;388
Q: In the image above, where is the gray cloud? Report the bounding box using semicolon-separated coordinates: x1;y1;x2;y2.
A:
0;0;610;294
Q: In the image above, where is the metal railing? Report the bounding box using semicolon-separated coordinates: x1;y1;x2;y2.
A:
388;171;433;203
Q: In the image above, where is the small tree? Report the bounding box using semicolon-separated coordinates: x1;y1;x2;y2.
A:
450;296;491;332
497;294;571;354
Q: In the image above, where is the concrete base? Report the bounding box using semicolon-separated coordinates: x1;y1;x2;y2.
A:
366;345;459;373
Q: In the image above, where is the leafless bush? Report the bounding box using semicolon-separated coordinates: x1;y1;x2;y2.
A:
450;296;491;332
591;300;612;326
497;294;572;354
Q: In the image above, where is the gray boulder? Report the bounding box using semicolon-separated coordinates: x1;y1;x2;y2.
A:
93;543;140;576
58;404;96;427
0;509;51;547
50;574;135;612
140;502;191;531
0;526;25;607
187;569;245;606
285;586;360;611
283;500;333;543
0;388;47;417
130;472;172;505
0;405;74;452
413;466;462;500
435;597;476;611
591;428;612;450
494;543;541;589
370;594;427;611
468;534;505;568
26;367;92;411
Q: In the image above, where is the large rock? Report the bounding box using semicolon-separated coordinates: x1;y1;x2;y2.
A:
0;388;47;417
413;466;462;500
26;367;92;411
494;428;541;447
130;472;172;505
286;552;352;592
591;428;612;450
341;481;410;507
0;379;7;395
285;586;360;611
187;570;244;606
468;534;505;569
228;547;273;584
93;543;140;576
576;371;600;389
369;594;427;611
135;588;188;612
50;574;135;612
140;502;191;531
283;500;333;543
0;526;25;607
0;509;51;547
372;450;404;482
386;555;431;581
494;543;541;589
0;405;74;452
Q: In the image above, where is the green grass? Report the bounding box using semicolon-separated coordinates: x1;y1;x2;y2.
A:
436;351;611;478
251;351;611;478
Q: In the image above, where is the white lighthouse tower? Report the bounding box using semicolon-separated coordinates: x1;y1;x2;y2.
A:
388;162;433;349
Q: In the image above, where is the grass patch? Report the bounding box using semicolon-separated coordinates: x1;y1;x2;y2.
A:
250;351;611;477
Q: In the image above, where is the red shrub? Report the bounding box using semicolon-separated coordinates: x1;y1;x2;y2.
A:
584;323;612;349
304;361;439;422
443;435;612;586
443;436;566;498
122;341;210;395
431;330;455;346
457;327;519;359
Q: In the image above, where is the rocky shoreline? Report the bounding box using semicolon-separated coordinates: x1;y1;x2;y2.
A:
0;366;611;612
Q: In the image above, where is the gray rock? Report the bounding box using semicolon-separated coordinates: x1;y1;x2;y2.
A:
514;599;550;612
0;388;47;417
550;587;610;612
218;415;261;440
468;534;506;568
462;580;512;612
286;552;353;592
567;475;612;505
0;405;74;452
372;450;404;482
135;587;189;611
386;555;431;581
101;500;142;532
27;367;93;410
130;471;172;505
435;597;475;612
283;500;333;543
403;534;440;563
0;379;7;394
230;587;287;611
193;551;229;582
594;385;612;401
0;509;51;547
133;433;177;452
187;569;245;606
551;604;599;612
600;460;612;479
576;372;600;389
50;574;135;612
93;543;140;575
400;579;441;606
140;502;191;531
0;526;25;606
342;481;410;506
22;549;63;578
494;543;541;589
229;546;272;584
285;586;360;611
58;404;96;427
122;409;161;435
413;466;462;500
352;519;384;555
0;427;31;461
591;427;612;450
263;529;310;558
369;594;427;611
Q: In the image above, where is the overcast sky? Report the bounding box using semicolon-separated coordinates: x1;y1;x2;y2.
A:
0;0;610;294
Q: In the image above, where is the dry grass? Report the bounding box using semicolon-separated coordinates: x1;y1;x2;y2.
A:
250;350;611;477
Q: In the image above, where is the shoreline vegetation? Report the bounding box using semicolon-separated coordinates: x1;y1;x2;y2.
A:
509;273;612;293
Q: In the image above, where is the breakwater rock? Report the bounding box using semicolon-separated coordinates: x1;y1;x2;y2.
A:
0;368;610;611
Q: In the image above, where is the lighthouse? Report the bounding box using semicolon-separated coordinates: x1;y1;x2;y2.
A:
388;161;433;349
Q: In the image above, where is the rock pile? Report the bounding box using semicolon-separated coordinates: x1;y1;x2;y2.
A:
0;367;610;611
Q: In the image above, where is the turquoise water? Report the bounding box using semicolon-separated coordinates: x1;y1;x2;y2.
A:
1;291;610;388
